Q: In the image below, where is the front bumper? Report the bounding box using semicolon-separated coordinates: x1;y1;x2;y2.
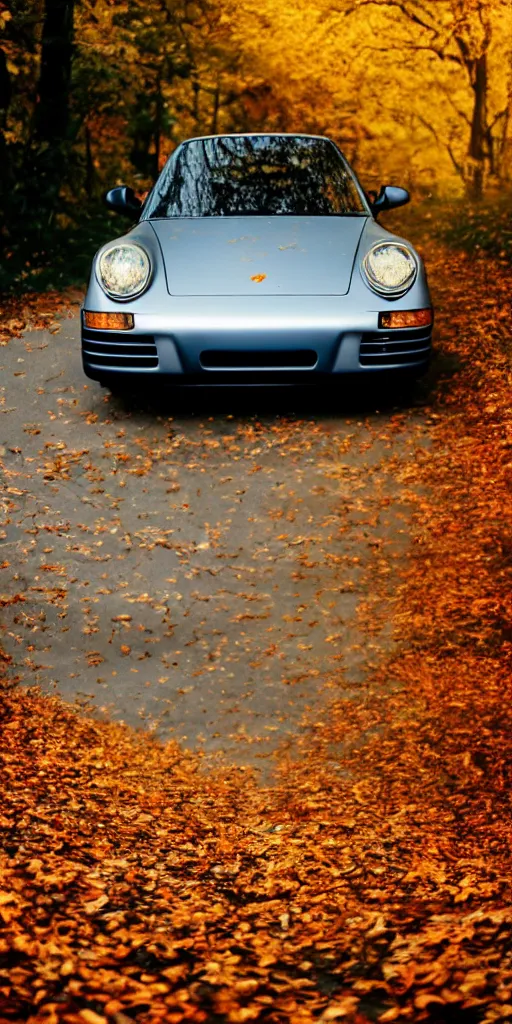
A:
81;299;432;383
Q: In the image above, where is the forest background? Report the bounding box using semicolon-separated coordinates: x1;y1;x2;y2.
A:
1;0;511;296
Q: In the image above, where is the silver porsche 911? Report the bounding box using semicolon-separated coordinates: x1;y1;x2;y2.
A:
82;133;433;388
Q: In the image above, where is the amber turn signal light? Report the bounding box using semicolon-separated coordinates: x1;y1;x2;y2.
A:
379;309;432;329
83;311;134;331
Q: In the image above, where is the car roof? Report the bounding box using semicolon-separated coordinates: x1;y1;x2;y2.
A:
179;132;334;144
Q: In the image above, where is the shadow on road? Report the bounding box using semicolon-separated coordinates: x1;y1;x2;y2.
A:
104;373;434;421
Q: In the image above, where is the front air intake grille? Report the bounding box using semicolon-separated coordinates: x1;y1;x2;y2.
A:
200;349;318;369
360;327;431;367
82;330;158;369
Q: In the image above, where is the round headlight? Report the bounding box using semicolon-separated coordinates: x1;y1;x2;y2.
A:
362;242;417;296
97;244;151;300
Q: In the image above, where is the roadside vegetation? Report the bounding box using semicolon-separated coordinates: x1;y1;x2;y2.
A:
394;192;512;266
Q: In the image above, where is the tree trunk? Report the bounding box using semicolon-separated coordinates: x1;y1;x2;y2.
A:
210;83;220;135
33;0;75;145
467;52;488;200
27;0;75;219
153;71;163;178
84;121;95;198
0;47;11;129
192;80;200;125
0;48;12;211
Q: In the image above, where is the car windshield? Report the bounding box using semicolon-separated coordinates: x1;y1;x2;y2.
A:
143;135;367;218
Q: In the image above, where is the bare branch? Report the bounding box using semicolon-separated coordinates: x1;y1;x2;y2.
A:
436;81;472;126
401;43;462;64
413;110;465;179
342;0;440;38
348;38;462;66
446;142;465;179
489;108;509;131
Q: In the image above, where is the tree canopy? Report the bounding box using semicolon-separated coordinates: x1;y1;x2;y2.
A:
1;0;511;288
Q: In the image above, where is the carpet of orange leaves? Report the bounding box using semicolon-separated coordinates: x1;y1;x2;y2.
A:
1;242;511;1023
0;291;82;346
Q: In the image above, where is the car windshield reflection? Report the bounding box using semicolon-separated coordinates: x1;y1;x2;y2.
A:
143;135;368;218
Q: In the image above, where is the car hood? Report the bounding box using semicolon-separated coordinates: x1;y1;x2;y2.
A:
149;216;367;296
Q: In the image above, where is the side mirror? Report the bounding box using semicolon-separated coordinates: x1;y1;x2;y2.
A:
371;185;410;216
104;186;142;217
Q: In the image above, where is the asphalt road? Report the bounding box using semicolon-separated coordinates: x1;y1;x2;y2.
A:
1;316;429;773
